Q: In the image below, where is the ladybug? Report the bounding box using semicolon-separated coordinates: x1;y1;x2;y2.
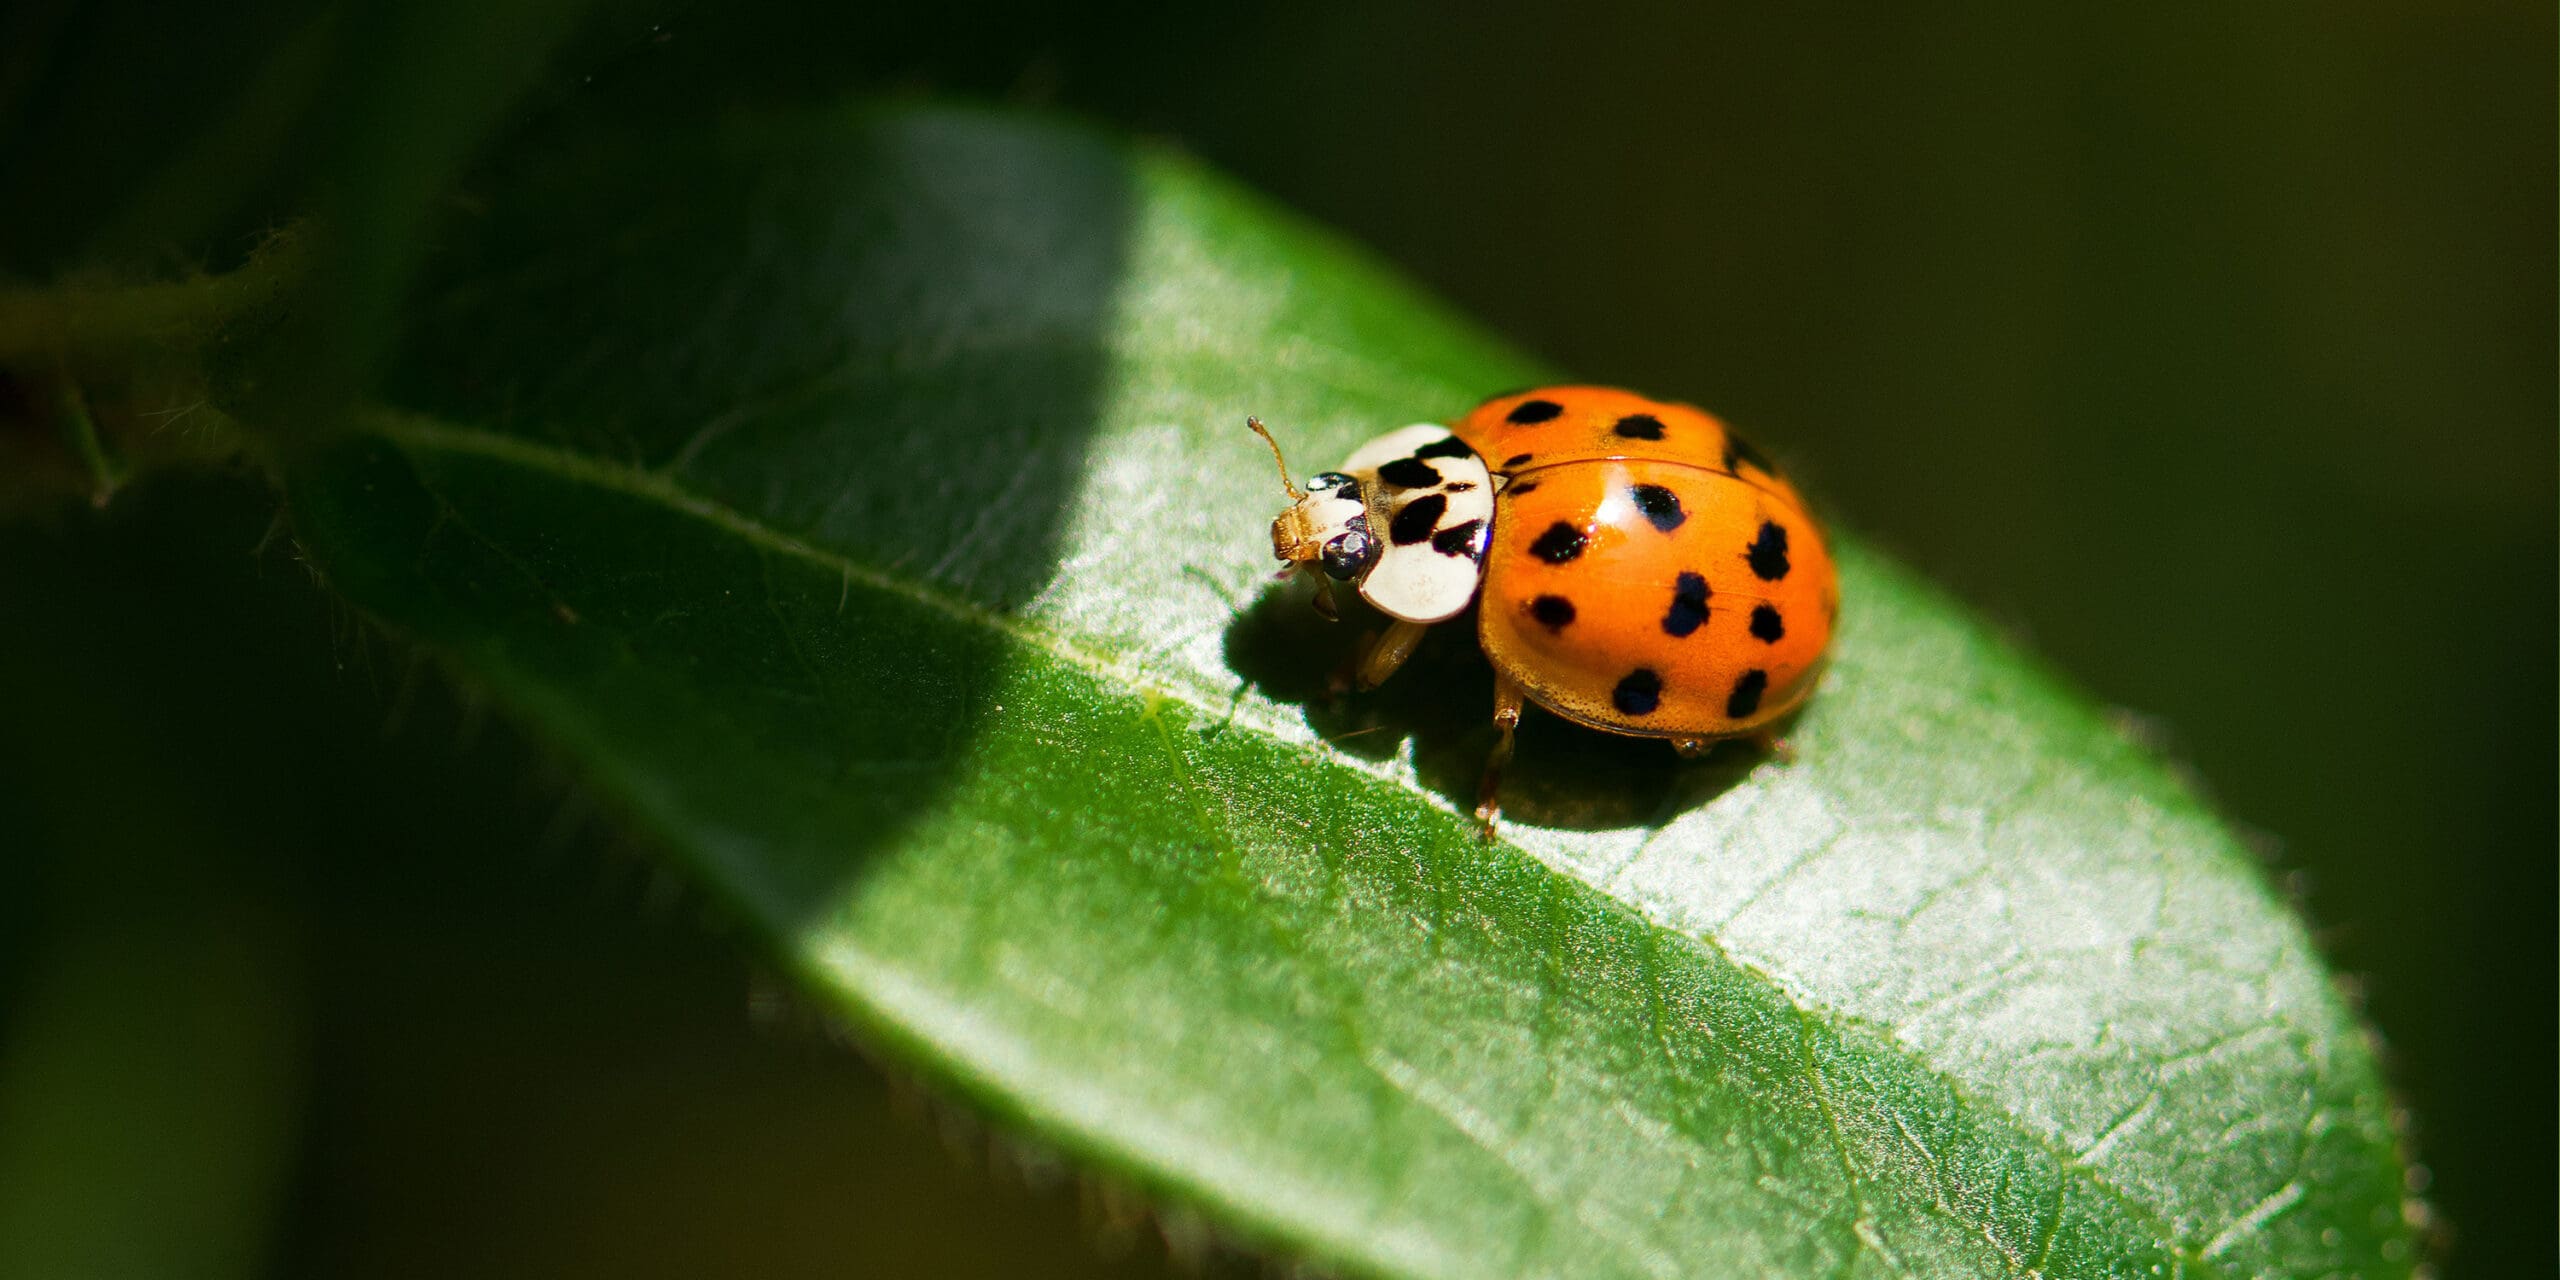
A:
1251;385;1837;831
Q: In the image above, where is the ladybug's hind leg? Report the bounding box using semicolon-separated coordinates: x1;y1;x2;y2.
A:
1473;671;1529;840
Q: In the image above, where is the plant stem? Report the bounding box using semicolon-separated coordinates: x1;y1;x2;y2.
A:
51;374;120;508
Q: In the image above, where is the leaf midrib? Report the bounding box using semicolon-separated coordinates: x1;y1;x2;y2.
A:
342;405;2236;1279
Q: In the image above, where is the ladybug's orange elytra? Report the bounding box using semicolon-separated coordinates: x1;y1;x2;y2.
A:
1256;385;1837;834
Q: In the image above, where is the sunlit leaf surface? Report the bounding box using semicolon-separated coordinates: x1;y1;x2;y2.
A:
286;106;2413;1279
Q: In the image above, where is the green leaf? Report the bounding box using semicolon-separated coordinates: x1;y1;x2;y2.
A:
283;105;2415;1279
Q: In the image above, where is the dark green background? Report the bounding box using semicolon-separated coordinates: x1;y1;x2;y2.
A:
3;3;2550;1276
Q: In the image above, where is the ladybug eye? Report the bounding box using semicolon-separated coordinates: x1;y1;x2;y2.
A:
1320;529;1379;581
1307;472;1356;494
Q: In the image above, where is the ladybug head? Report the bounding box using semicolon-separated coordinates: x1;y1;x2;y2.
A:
1250;417;1380;619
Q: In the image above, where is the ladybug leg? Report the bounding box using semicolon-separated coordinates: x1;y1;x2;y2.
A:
1672;737;1715;760
1474;672;1528;839
1310;570;1351;619
1352;619;1429;690
1325;619;1428;697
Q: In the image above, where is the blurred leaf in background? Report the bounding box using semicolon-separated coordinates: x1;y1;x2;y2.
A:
1;2;2549;1278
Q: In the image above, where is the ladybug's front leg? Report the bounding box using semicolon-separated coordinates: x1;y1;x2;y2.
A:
1473;671;1528;840
1330;619;1430;695
1354;620;1429;689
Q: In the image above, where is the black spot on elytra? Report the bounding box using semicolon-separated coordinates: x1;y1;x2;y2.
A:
1528;595;1576;631
1430;518;1485;559
1376;456;1440;489
1504;480;1540;497
1507;398;1565;424
1745;520;1791;581
1662;571;1711;637
1502;452;1536;469
1528;521;1586;563
1389;493;1447;545
1726;669;1768;718
1415;435;1476;460
1749;604;1785;642
1630;483;1686;532
1613;669;1663;716
1722;431;1777;477
1613;413;1666;441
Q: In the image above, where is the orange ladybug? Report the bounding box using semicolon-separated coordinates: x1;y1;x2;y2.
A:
1253;386;1837;831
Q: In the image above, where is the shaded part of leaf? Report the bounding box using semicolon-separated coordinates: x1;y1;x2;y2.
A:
288;433;1014;925
387;106;1138;613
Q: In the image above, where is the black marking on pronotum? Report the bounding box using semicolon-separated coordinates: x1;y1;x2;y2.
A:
1749;604;1785;642
1507;398;1565;424
1630;483;1686;532
1722;431;1777;477
1662;571;1711;637
1415;435;1477;460
1528;521;1587;563
1430;519;1485;559
1528;595;1576;631
1613;669;1664;716
1502;452;1536;469
1613;413;1666;440
1745;520;1791;581
1389;493;1447;545
1443;481;1478;492
1726;669;1768;718
1375;456;1441;489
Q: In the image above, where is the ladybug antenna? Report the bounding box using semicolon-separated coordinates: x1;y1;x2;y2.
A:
1246;416;1305;501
